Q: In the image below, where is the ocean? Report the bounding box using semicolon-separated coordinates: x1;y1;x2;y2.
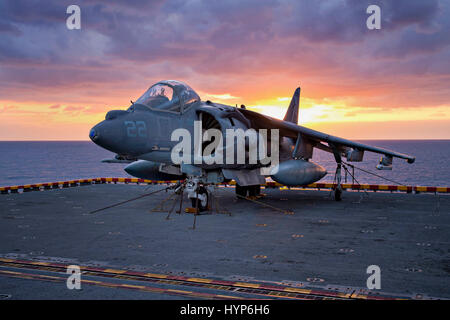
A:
0;140;449;187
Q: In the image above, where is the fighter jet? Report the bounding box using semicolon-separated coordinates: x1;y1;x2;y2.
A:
90;80;415;210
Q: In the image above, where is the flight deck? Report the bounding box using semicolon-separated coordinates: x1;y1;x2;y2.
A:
0;181;449;300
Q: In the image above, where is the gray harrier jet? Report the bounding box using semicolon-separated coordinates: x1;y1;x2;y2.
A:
90;80;415;210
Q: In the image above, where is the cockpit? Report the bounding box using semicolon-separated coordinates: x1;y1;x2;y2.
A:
129;80;200;113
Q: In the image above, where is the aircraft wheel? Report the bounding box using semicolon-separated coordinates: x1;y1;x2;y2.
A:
334;188;342;201
248;185;261;197
235;184;248;198
191;186;209;211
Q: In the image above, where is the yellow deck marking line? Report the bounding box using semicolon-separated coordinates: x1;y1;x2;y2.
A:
84;280;103;285
0;269;242;300
144;273;168;279
0;270;22;275
234;282;260;288
0;258;367;299
33;261;51;266
0;269;60;280
120;284;147;290
216;294;245;299
0;258;407;300
0;258;339;299
103;268;128;274
283;287;311;294
186;277;213;283
0;258;419;300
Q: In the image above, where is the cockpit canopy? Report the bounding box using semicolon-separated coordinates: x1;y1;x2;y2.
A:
132;80;200;113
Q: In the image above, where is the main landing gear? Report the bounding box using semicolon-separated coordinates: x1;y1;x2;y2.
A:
235;184;261;198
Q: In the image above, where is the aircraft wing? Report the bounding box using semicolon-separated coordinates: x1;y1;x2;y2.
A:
239;108;415;165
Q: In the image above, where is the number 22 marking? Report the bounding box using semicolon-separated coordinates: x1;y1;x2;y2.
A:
125;121;147;137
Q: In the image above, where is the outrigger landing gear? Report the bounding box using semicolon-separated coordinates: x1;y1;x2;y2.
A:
329;143;344;202
334;163;343;202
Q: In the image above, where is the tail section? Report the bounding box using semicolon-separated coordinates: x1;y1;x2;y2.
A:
283;87;300;124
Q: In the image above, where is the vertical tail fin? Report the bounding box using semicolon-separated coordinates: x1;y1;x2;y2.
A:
283;87;300;124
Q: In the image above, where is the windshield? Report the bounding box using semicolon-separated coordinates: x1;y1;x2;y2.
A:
135;84;180;111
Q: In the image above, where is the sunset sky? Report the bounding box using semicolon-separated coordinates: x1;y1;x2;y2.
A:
1;0;449;140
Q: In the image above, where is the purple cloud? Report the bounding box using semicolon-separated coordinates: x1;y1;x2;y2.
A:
0;0;449;110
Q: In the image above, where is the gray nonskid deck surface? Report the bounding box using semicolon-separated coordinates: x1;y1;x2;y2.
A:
0;184;449;299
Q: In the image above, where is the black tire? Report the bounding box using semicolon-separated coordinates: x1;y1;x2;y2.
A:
334;188;342;201
191;186;209;211
248;185;261;197
235;184;248;198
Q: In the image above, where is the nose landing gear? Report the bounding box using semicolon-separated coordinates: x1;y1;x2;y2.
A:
190;186;209;212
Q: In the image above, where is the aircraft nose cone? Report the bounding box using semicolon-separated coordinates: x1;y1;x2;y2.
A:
89;128;98;141
89;122;106;146
89;120;126;154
